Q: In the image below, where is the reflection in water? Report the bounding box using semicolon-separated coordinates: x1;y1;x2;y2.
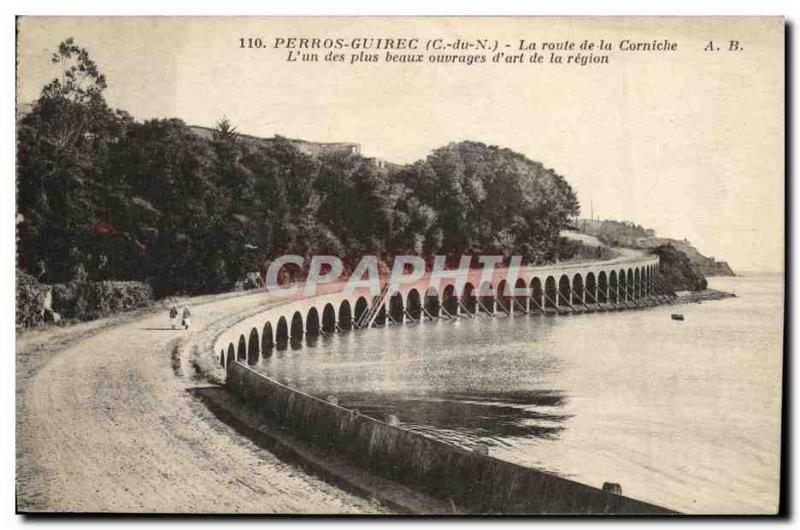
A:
262;314;574;450
335;391;570;449
255;275;783;514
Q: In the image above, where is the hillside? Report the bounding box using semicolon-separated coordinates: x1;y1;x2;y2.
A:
648;238;735;277
576;219;735;277
16;39;582;298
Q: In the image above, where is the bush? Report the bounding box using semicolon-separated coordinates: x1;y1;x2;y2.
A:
51;280;153;321
16;270;50;330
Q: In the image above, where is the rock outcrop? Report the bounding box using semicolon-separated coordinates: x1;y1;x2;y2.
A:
713;261;735;276
658;239;735;277
650;244;708;293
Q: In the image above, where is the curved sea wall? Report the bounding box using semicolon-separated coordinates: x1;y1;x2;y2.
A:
226;362;675;514
213;255;677;513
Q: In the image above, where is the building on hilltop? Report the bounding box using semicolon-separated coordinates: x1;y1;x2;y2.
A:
188;125;361;157
289;139;360;157
188;124;398;168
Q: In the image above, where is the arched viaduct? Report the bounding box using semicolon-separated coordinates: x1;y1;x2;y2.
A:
214;254;666;370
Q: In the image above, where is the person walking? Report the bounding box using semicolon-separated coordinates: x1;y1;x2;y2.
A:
181;307;192;330
169;306;179;329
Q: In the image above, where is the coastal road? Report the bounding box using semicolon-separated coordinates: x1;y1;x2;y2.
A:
16;290;385;514
17;243;654;513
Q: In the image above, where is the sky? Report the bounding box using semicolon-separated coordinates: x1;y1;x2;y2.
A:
16;17;784;272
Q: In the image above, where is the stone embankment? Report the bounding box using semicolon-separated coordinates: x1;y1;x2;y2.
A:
226;362;677;514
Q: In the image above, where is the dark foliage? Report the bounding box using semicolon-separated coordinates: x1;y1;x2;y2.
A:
50;281;153;321
17;39;581;297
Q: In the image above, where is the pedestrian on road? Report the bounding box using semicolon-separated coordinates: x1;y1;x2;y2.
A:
182;307;192;330
169;306;179;329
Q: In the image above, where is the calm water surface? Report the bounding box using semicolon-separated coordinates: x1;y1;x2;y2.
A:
257;274;783;514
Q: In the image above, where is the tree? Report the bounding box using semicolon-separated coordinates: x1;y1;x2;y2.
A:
17;38;584;296
395;141;580;264
17;38;126;282
34;37;114;150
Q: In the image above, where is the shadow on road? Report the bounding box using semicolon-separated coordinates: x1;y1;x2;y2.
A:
188;386;286;454
187;385;448;514
188;386;354;490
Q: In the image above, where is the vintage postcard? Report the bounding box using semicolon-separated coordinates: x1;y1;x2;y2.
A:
15;16;784;515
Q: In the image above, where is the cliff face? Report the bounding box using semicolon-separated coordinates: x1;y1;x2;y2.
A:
576;219;735;277
655;239;735;277
650;244;708;293
713;261;735;276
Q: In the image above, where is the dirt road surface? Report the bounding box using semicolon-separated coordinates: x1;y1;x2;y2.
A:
16;291;386;514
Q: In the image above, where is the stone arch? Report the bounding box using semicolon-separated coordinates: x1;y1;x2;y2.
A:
442;284;458;316
306;307;320;336
514;278;528;313
478;281;494;314
544;276;557;309
290;311;304;341
406;289;422;320
220;349;225;368
609;271;618;303
571;273;584;305
531;277;544;311
322;303;337;333
338;300;352;331
496;279;511;314
618;269;627;301
275;316;289;349
462;282;477;314
558;275;571;308
227;343;235;367
247;328;259;364
388;291;404;323
627;269;635;300
237;335;247;361
354;297;369;326
424;286;440;319
598;271;608;303
261;322;273;358
634;268;641;300
585;272;597;303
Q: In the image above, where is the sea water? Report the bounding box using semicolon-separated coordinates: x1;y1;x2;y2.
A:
257;274;783;514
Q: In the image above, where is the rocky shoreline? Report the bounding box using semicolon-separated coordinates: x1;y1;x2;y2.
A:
674;288;736;304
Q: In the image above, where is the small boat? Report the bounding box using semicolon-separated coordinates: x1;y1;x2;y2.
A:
671;314;684;321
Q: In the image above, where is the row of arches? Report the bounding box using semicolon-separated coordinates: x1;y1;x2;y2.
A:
220;263;663;369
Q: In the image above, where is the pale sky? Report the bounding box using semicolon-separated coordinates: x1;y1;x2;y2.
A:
17;17;784;272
